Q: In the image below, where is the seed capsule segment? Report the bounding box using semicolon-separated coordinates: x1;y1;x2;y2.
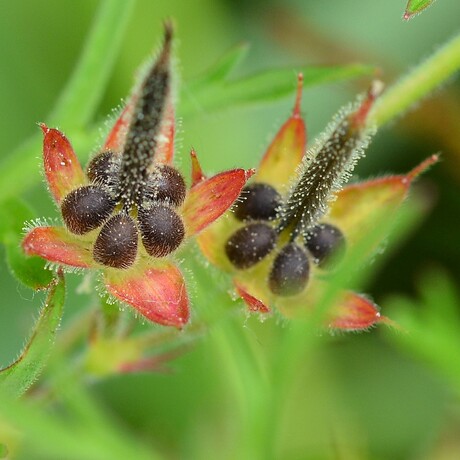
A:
234;183;282;222
138;205;185;257
86;150;120;189
117;24;173;208
225;223;277;269
61;185;116;235
269;243;310;296
93;213;139;269
143;165;186;207
305;223;346;268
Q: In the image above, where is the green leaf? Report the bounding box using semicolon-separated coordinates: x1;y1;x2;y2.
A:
181;64;375;116
0;198;53;290
404;0;436;20
0;272;65;397
189;42;250;89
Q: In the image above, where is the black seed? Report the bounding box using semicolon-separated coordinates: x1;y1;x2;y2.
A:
86;150;120;189
304;223;346;268
234;183;282;222
93;213;138;269
225;223;277;269
143;165;186;207
269;243;309;296
61;185;116;235
138;205;185;257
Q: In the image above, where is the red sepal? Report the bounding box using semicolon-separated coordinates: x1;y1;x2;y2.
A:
40;124;85;203
23;226;93;268
182;168;255;236
104;260;190;328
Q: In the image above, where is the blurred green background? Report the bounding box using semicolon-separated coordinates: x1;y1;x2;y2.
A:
1;1;460;459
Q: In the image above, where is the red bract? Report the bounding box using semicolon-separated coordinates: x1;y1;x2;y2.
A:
22;26;251;328
197;75;438;331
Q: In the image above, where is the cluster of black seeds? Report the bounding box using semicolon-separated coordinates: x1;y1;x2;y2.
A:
224;83;382;297
61;150;187;269
225;181;346;297
60;24;187;270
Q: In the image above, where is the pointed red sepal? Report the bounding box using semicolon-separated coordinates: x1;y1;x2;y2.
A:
330;155;439;247
40;124;85;203
350;80;384;130
22;226;93;268
103;100;136;152
235;281;270;314
190;149;206;187
256;74;307;189
182;168;255;236
155;104;175;164
328;292;386;331
118;347;187;374
104;261;190;328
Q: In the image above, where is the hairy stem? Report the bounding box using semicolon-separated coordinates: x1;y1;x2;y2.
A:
370;30;460;127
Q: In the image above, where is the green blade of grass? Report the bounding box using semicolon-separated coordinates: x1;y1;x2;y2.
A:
50;0;135;128
182;64;374;116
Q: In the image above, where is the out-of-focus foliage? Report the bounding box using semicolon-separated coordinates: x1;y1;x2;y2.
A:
1;1;460;459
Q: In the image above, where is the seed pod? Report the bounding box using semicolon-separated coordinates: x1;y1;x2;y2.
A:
138;204;185;257
93;213;138;269
234;183;282;222
61;185;116;235
305;223;346;268
86;150;120;189
269;243;309;296
143;165;186;207
278;81;383;238
225;222;277;269
117;24;173;208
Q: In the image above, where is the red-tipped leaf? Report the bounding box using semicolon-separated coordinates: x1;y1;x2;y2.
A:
235;280;271;313
190;149;206;186
40;124;85;203
155;104;176;165
255;74;306;189
23;226;93;268
182;168;255;236
330;155;439;247
103;100;136;152
328;292;384;331
104;260;189;328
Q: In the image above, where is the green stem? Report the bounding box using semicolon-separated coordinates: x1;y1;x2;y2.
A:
50;0;135;128
370;30;460;127
0;1;134;205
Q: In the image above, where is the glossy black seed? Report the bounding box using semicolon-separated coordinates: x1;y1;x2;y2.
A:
93;213;138;269
143;165;187;207
138;205;185;257
86;150;120;189
304;223;346;268
234;183;282;222
61;185;116;235
225;223;277;269
269;243;309;296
